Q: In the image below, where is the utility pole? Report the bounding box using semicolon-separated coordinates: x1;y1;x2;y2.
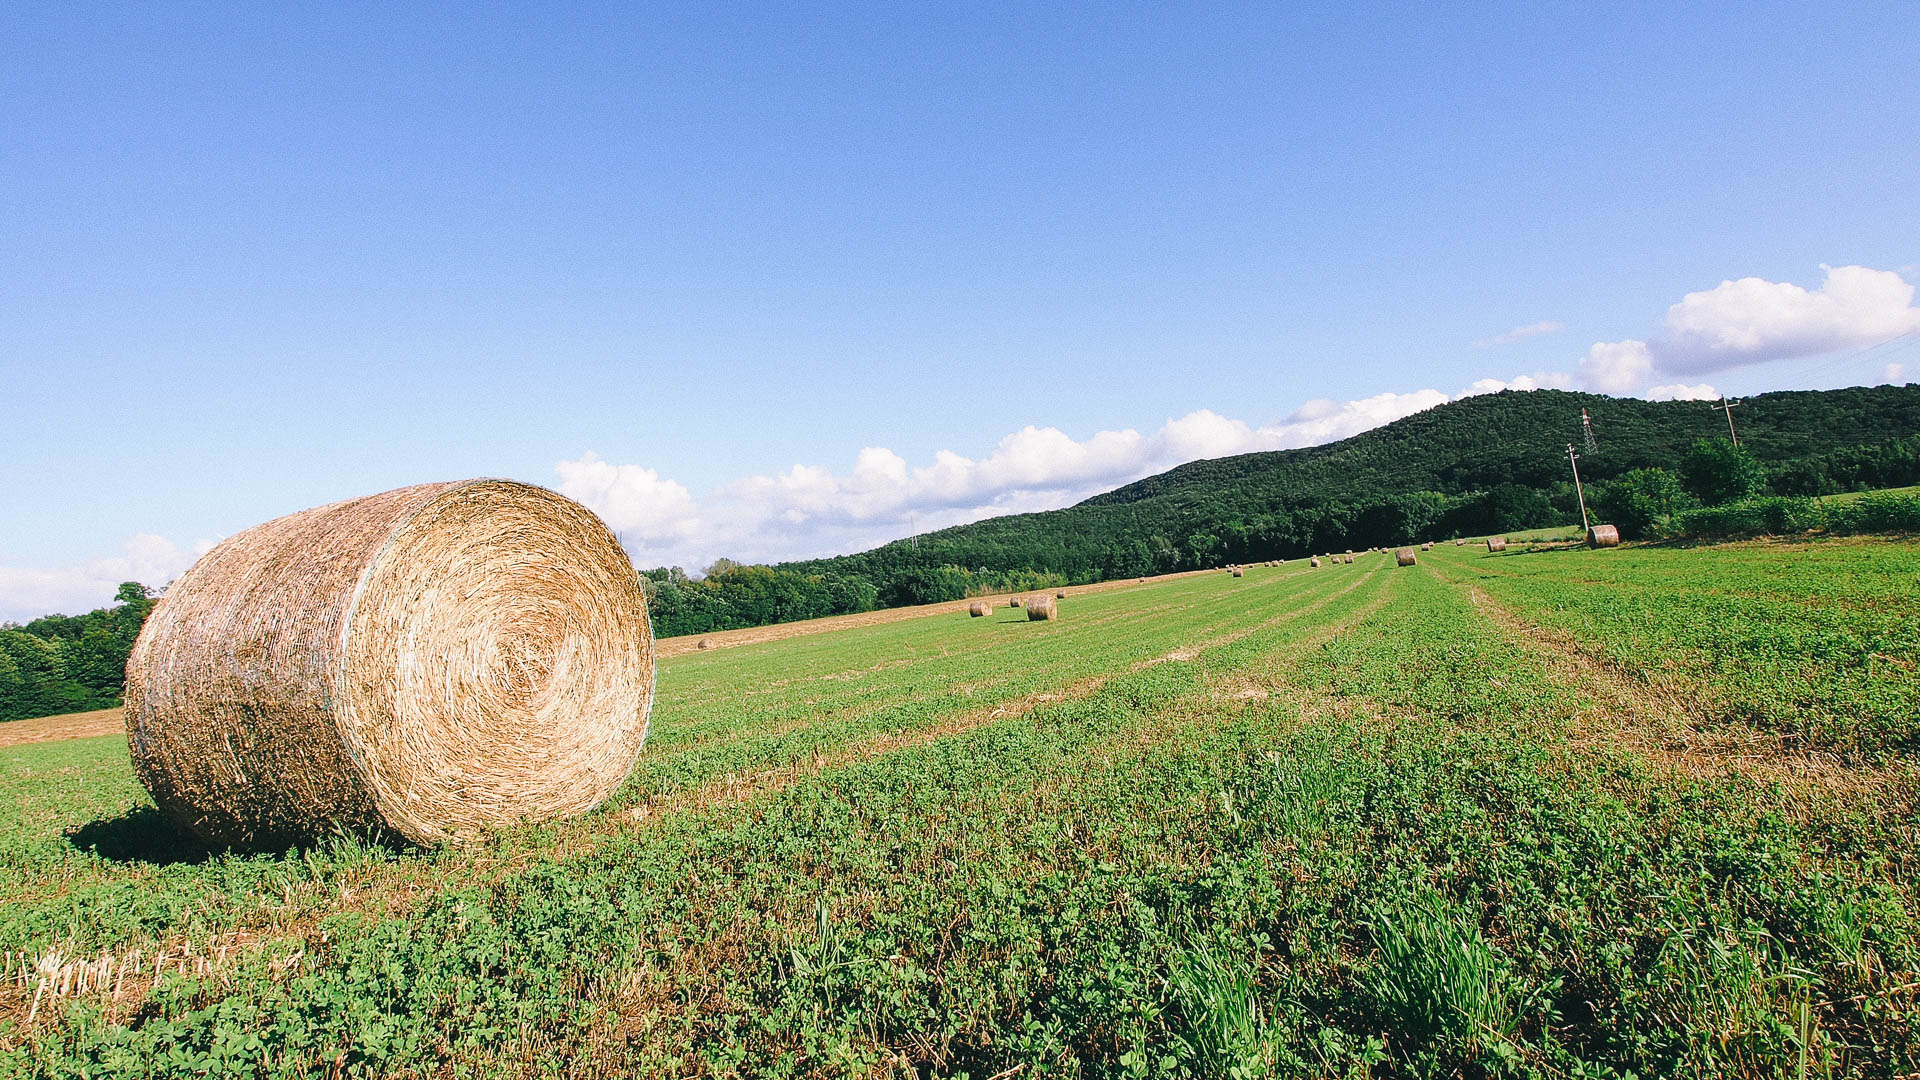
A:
1711;396;1742;448
1567;443;1591;532
1580;407;1598;455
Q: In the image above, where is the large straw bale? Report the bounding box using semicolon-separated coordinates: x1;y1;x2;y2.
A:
123;480;654;847
1395;547;1418;566
968;599;993;617
1587;524;1621;548
1231;567;1244;577
1486;536;1508;552
1025;596;1057;620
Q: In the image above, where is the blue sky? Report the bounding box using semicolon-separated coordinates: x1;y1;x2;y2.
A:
4;3;1918;620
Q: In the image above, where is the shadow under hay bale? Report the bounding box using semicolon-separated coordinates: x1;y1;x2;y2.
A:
124;479;655;848
67;806;217;866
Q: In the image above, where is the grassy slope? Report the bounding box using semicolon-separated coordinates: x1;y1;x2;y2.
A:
2;540;1917;1078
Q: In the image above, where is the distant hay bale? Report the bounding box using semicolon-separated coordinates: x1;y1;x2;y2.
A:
697;638;712;649
1231;567;1245;577
1396;547;1417;566
1486;536;1508;552
1421;542;1432;551
1454;539;1463;546
1587;524;1621;548
123;480;654;847
968;600;993;617
1026;596;1057;620
1055;590;1067;598
1309;556;1321;567
1010;598;1022;608
1344;555;1354;564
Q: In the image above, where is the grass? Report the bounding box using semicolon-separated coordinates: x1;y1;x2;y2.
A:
1;540;1916;1077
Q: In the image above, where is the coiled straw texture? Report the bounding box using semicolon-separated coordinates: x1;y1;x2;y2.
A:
124;480;654;847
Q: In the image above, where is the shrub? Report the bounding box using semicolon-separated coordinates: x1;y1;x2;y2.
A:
1827;490;1920;533
1681;439;1766;505
1596;468;1695;540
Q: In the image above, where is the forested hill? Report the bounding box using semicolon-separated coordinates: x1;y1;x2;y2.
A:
1082;386;1920;508
774;384;1920;603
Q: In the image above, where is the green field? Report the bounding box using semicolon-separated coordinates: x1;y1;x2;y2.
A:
3;539;1918;1078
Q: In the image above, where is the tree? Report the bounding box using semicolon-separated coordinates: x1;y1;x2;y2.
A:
1597;468;1695;539
1680;439;1765;506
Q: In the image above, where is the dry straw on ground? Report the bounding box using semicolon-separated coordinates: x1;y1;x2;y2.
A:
1487;536;1508;552
123;479;655;847
1025;596;1057;620
1396;547;1418;566
1587;524;1621;548
968;600;993;618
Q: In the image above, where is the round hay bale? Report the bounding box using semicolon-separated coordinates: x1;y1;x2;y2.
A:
1010;598;1022;608
1421;542;1432;551
1309;556;1321;567
1486;536;1508;552
1055;590;1067;599
1587;524;1621;548
968;599;993;618
1344;555;1354;564
1026;596;1057;620
1395;547;1418;566
1231;567;1245;578
123;480;654;847
697;638;713;649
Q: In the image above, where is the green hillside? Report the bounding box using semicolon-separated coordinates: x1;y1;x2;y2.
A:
776;385;1920;603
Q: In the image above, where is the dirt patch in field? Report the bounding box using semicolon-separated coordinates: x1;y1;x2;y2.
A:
0;709;123;749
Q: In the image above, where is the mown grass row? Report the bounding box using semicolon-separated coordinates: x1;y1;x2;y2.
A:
6;540;1919;1077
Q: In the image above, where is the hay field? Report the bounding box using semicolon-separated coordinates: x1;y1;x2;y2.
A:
3;538;1918;1077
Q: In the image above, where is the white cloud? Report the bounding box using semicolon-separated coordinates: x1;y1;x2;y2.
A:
1645;383;1719;402
1578;339;1654;394
1660;265;1920;372
1474;320;1564;347
1571;265;1920;395
556;390;1474;573
1887;363;1907;384
0;533;213;624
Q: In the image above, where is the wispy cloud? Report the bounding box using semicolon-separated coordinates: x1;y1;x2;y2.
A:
1474;320;1564;347
0;534;218;624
